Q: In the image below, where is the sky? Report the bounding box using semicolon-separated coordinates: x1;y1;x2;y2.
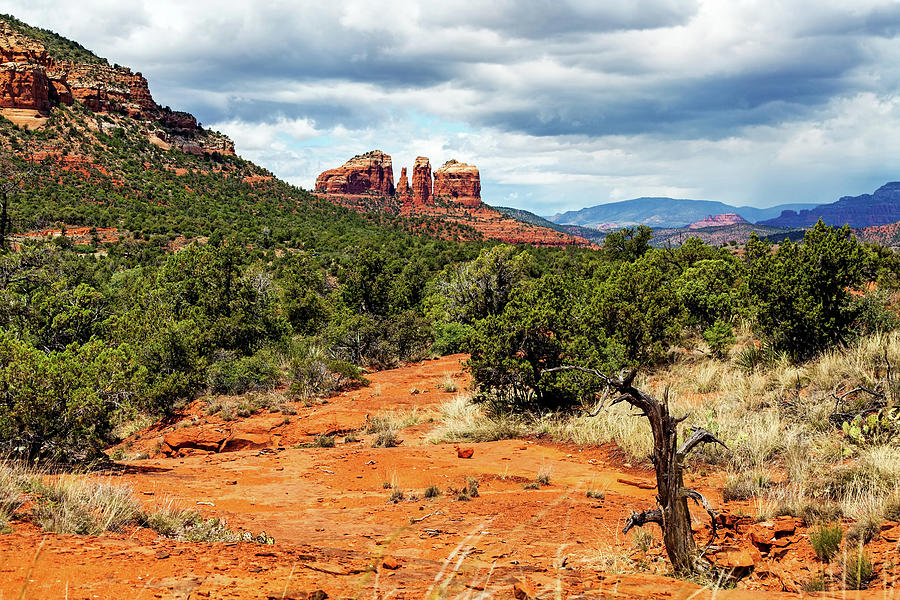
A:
2;0;899;215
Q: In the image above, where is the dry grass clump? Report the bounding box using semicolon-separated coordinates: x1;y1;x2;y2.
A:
31;476;140;535
0;461;27;532
367;408;423;433
428;394;527;443
0;461;272;542
205;391;290;421
366;408;426;448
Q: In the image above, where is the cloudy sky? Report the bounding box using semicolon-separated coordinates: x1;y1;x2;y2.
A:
2;1;899;214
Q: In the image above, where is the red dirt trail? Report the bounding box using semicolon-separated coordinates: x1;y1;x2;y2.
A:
1;355;897;599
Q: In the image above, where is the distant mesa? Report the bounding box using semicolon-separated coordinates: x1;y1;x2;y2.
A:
688;213;749;229
0;18;233;155
761;182;900;229
315;151;480;210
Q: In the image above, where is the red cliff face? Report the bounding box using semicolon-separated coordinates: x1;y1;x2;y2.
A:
0;19;234;155
411;156;432;207
0;23;53;113
433;160;481;208
315;150;395;196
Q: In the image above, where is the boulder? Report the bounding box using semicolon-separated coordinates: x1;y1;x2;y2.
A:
161;427;229;455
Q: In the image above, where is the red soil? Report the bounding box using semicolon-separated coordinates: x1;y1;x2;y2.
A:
1;355;896;598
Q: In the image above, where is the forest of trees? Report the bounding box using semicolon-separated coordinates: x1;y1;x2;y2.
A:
0;104;899;466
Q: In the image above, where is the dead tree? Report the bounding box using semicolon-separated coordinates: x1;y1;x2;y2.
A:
543;365;726;575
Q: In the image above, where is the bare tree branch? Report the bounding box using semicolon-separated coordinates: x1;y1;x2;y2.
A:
677;426;727;459
682;487;718;543
622;508;663;534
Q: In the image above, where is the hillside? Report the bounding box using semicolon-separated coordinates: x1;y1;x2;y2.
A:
761;182;900;228
549;197;816;229
855;221;900;247
492;205;571;234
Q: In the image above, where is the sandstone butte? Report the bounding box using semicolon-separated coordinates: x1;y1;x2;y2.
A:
0;19;233;155
315;150;594;248
688;213;750;229
433;159;481;208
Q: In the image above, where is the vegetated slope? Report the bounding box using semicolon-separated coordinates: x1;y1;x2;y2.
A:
0;13;106;64
761;182;900;228
549;197;816;229
491;205;572;234
650;223;800;248
854;221;900;247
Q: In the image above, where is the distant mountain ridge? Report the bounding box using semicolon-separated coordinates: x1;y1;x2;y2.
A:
548;197;817;229
761;182;900;228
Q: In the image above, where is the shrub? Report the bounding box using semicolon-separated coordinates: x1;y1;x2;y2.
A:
703;320;735;359
586;489;605;500
0;334;146;462
745;223;869;361
372;430;399;448
424;484;441;498
312;435;335;448
843;548;874;590
809;523;842;562
207;350;281;395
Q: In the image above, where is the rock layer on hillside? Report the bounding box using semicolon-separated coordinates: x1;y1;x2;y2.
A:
411;156;432;207
762;182;900;228
688;213;749;229
0;19;234;154
433;160;481;208
314;150;395;197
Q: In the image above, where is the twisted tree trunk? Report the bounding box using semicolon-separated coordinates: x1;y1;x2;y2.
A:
544;366;724;575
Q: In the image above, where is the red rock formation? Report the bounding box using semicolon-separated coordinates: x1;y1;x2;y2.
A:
433;159;481;208
688;213;749;229
316;151;593;247
315;150;395;196
396;167;411;200
411;156;432;206
0;19;234;155
0;65;51;112
60;63;158;120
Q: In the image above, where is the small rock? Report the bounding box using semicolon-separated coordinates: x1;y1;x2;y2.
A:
382;555;401;570
225;480;237;485
155;550;170;560
455;446;474;459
